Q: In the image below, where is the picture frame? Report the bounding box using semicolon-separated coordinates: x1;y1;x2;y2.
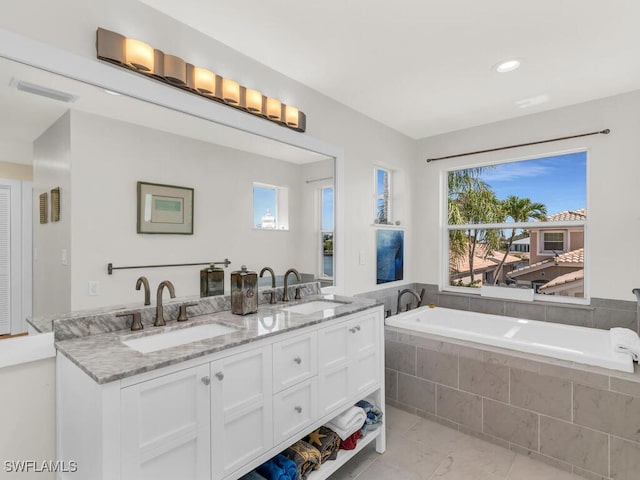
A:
137;181;194;234
376;229;404;284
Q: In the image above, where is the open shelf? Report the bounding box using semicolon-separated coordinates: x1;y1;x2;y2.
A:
306;427;382;480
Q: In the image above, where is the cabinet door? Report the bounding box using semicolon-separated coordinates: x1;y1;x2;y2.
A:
211;345;273;479
120;364;211;480
317;320;350;415
350;312;380;398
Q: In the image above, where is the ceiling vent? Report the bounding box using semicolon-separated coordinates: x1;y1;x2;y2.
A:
11;78;78;103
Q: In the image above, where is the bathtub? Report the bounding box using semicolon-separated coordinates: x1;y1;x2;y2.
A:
385;305;634;373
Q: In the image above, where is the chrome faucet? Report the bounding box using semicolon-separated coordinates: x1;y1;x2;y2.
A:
259;266;277;304
136;276;150;306
283;268;301;302
155;280;176;327
396;288;425;315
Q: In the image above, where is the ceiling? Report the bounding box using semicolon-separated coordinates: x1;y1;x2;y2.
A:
140;0;640;139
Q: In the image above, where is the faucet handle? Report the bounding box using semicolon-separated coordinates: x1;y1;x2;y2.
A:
177;302;199;322
117;311;143;331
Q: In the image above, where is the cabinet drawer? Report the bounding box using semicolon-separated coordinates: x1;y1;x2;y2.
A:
272;332;317;392
273;377;318;444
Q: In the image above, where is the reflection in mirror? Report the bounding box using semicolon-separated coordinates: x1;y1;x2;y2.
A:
0;55;335;335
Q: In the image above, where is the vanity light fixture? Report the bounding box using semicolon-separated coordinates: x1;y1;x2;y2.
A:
96;27;306;132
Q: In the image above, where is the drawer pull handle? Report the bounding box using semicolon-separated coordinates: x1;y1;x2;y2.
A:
294;406;302;414
355;325;361;331
349;327;356;334
293;357;302;365
201;376;210;386
215;372;224;381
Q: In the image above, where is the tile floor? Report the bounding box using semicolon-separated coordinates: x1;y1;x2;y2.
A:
328;405;581;480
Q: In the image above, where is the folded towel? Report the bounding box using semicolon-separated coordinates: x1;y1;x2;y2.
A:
272;454;298;480
239;470;268;480
611;327;640;361
282;440;321;479
256;457;291;480
355;399;384;437
325;406;366;440
339;430;360;450
303;426;341;464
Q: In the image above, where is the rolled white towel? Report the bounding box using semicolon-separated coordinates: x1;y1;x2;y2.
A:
325;406;366;441
611;327;640;362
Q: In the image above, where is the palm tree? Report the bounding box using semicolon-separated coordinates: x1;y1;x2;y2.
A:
492;195;547;285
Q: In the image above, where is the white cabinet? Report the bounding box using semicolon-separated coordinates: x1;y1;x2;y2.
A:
120;364;211;480
317;310;380;416
210;346;272;479
56;305;384;480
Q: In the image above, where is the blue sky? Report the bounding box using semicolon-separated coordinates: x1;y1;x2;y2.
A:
477;151;586;216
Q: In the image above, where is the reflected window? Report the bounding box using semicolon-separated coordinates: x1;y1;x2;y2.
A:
253;183;289;230
374;167;392;224
320;186;334;278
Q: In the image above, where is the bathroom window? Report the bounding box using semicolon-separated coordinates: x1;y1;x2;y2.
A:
253;183;289;230
374;167;392;224
320;186;334;279
445;151;587;302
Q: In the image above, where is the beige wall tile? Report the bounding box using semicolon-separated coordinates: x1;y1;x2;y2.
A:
538;363;609;389
539;415;609;476
459;357;509;402
417;347;458;387
385;340;416;375
610;436;640;480
483;399;538;450
610;376;640;398
510;368;572;421
574;384;640;443
436;385;482;432
397;373;436;414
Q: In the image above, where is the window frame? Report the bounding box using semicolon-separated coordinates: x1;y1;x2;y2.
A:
252;182;289;231
374;166;392;225
540;230;566;254
441;149;589;305
319;185;334;280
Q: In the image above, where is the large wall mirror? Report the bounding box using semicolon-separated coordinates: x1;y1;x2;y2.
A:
0;52;338;338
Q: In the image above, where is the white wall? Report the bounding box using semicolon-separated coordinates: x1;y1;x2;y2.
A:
69;110;331;309
415;90;640;302
33;112;71;316
0;357;56;480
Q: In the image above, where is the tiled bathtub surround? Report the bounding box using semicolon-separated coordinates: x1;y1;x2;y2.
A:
385;327;640;480
48;282;321;340
357;283;640;332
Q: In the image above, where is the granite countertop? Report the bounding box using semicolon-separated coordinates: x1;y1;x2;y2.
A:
55;294;379;385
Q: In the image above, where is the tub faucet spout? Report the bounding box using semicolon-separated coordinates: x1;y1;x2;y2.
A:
397;288;425;315
155;280;176;327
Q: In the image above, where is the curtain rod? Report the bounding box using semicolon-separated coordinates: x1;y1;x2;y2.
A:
425;129;610;163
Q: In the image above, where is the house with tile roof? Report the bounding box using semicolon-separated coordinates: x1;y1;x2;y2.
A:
507;209;585;296
450;244;524;287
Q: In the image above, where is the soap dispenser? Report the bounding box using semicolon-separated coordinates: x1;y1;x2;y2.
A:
200;264;224;297
231;265;258;315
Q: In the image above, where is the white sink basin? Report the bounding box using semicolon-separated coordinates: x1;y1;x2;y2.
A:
280;300;345;315
122;323;237;353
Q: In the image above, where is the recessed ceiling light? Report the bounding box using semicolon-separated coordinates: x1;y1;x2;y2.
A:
494;59;521;73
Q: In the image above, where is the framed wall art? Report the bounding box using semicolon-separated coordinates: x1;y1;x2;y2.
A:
137;181;194;234
376;229;404;284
